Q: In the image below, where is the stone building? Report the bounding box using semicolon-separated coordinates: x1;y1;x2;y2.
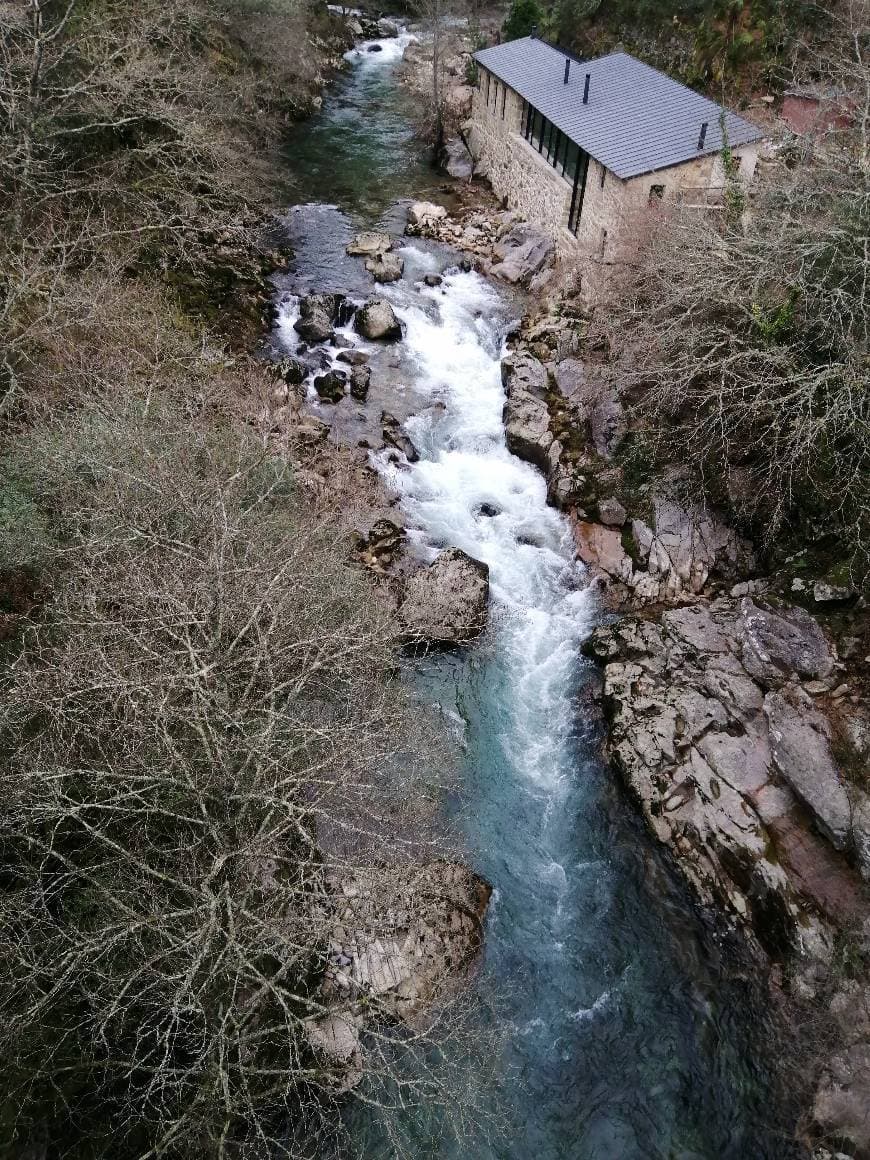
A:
469;37;763;295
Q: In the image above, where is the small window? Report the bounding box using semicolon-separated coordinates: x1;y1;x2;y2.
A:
600;164;606;189
501;85;507;119
599;228;607;258
649;184;665;203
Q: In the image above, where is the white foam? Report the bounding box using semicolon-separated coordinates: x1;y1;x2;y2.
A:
373;268;595;792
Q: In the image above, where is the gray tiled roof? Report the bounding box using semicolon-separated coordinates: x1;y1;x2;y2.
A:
474;38;763;179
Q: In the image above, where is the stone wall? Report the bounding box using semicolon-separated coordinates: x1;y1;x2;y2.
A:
470;67;759;303
470;79;578;258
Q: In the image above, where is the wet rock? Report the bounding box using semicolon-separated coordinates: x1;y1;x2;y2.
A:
376;17;399;36
365;252;404;283
294;292;344;345
367;43;383;52
381;412;418;461
423;274;443;287
313;369;348;403
349;365;371;401
346;231;392;257
336;349;369;366
270;355;308;385
355;298;402;341
478;502;500;518
400;547;489;645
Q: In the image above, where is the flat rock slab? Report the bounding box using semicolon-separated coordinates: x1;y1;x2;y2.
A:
346;231;392;257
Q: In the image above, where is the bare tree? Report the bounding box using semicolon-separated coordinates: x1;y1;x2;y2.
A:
0;404;498;1159
604;11;870;580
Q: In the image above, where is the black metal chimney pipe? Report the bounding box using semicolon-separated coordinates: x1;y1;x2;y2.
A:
564;57;571;83
530;23;538;37
583;73;591;103
697;120;708;150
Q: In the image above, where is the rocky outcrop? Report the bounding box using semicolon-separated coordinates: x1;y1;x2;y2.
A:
575;495;756;605
812;981;870;1158
585;597;869;958
399;547;489;645
553;359;624;458
355;298;402;341
500;352;553;472
308;859;491;1089
489;222;555;287
294;292;345;345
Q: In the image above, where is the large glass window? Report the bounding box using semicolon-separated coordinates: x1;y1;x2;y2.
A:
517;99;591;233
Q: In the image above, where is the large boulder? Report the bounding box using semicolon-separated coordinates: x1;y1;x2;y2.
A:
501;351;548;397
503;384;553;471
376;17;399;36
355;299;402;341
294;293;343;345
399;548;489;645
346;232;392;257
443;136;473;179
738;598;836;686
365;252;404;283
490;223;555;287
269;355;308;386
313;369;347;403
349;365;371;400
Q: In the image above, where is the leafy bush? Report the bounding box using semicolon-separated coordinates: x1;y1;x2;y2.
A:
503;0;543;41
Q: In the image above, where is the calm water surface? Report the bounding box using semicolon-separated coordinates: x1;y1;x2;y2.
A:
276;30;797;1160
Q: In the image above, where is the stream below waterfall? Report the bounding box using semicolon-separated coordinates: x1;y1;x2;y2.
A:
273;27;797;1160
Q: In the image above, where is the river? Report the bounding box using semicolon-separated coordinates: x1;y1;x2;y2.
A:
274;26;796;1160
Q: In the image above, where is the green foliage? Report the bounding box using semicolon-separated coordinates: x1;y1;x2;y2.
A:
750;289;798;343
503;0;543;41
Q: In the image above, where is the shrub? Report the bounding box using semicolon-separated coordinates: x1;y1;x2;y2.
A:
503;0;542;41
0;406;485;1158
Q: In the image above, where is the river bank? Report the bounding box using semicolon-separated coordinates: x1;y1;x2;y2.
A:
400;171;870;1155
